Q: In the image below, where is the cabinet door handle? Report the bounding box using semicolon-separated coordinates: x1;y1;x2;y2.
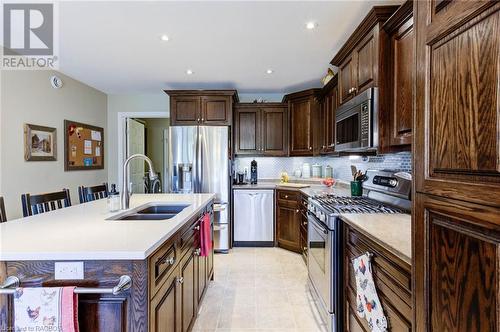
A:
163;257;175;265
285;195;289;199
194;248;201;256
197;118;200;122
303;221;308;226
296;209;300;213
309;147;312;150
194;225;200;231
177;277;184;284
201;118;205;122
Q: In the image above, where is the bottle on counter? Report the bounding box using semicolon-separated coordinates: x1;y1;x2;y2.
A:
107;184;120;212
280;170;289;183
250;160;258;184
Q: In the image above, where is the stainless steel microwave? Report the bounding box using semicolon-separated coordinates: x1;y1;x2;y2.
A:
335;87;378;152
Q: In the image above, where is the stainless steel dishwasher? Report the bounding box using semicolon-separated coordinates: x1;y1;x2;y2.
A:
233;189;274;247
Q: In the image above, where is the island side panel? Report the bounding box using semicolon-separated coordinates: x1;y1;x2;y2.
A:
0;260;148;332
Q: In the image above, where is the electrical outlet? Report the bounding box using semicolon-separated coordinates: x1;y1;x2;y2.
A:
54;262;84;280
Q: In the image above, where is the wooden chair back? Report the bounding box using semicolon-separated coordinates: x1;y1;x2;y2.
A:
0;196;6;223
21;189;72;217
78;183;109;203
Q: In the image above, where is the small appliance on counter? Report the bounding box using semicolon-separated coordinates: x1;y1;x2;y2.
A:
250;160;258;184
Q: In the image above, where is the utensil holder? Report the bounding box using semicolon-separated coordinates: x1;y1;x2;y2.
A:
350;181;363;197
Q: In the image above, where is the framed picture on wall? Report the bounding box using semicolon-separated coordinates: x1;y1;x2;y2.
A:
24;124;57;161
64;120;104;171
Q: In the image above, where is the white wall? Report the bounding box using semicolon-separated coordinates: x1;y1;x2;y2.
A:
107;94;169;187
0;70;108;219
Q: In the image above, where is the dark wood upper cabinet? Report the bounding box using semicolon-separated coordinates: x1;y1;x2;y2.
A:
283;89;321;157
331;6;398;107
319;76;339;155
383;0;414;148
201;95;232;125
262;107;288;156
355;33;376;93
332;5;401;153
339;55;356;104
234;103;287;156
413;1;500;332
165;90;238;126
169;95;201;125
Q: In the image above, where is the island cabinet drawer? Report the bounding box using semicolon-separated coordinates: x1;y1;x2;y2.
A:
179;216;202;258
149;236;179;298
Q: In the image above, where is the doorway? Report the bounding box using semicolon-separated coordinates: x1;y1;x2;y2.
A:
124;117;169;194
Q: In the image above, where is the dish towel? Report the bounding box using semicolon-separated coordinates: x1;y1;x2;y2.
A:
352;253;388;332
14;286;79;332
200;213;212;257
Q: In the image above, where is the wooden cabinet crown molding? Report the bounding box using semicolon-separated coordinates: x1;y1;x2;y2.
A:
164;89;239;103
330;5;399;66
282;88;322;103
382;0;413;34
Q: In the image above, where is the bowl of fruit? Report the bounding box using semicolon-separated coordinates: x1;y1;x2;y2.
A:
322;178;336;187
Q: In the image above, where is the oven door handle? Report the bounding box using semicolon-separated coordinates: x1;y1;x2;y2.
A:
308;214;328;235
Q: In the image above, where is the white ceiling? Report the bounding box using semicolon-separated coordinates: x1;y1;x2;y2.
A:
59;1;401;94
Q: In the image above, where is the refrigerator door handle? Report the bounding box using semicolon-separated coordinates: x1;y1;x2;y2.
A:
214;203;227;212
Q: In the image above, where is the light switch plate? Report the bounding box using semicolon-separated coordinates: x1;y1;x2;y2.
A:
54;262;84;280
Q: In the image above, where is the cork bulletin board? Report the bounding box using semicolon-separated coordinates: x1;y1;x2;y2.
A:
64;120;104;171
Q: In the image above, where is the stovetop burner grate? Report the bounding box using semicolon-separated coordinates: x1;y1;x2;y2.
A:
312;194;405;214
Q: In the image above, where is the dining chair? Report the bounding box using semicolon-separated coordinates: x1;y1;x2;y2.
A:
0;196;6;223
21;189;72;217
78;183;109;203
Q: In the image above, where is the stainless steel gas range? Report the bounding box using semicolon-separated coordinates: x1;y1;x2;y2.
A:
307;170;411;332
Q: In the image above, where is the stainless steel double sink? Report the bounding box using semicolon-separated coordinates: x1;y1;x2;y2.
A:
107;202;190;221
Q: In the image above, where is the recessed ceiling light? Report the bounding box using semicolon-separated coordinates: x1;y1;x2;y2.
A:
186;69;194;75
306;22;317;30
266;69;274;74
160;34;169;41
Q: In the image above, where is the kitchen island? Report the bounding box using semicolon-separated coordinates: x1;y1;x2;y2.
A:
0;193;215;332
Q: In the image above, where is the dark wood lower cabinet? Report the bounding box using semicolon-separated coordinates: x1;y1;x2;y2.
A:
150;270;179;332
276;189;301;253
180;251;196;332
344;223;412;332
0;204;215;332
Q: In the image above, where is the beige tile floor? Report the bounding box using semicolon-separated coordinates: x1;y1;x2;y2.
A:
193;247;328;332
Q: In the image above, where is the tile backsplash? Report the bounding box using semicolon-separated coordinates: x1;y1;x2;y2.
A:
235;152;412;182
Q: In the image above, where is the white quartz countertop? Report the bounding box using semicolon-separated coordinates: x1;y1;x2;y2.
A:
0;194;214;261
340;213;411;265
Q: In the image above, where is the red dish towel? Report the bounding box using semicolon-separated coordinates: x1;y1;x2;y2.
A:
200;213;212;257
14;286;79;332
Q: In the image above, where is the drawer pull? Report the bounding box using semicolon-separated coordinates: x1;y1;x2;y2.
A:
194;248;201;256
177;277;184;284
285;195;289;199
296;209;300;213
303;221;308;226
163;257;175;265
194;226;200;231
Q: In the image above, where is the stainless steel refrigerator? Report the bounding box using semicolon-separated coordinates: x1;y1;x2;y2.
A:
168;126;230;253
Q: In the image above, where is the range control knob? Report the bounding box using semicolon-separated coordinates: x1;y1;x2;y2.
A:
389;179;398;187
320;213;326;222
